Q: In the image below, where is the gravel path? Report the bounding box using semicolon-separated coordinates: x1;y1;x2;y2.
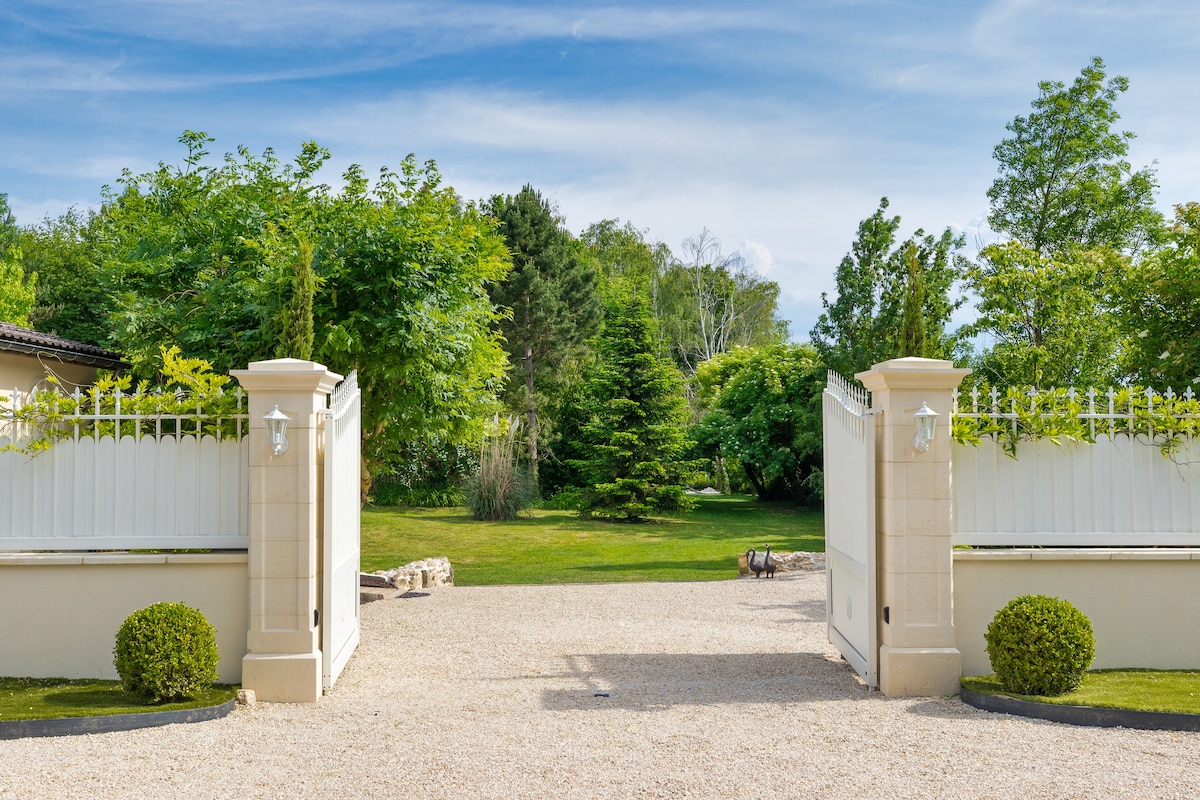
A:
3;572;1200;799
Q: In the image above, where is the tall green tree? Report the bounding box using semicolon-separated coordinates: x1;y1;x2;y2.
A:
0;246;35;326
1114;203;1200;387
810;198;963;378
0;194;36;327
315;158;511;477
658;230;786;372
692;343;824;505
580;219;672;297
19;209;113;346
0;194;18;257
964;241;1122;387
95;132;510;479
987;57;1161;258
969;58;1162;387
570;291;696;521
275;237;317;361
896;242;930;358
97;131;319;372
485;185;602;488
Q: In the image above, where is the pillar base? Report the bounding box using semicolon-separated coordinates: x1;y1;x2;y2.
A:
242;652;321;702
878;645;962;697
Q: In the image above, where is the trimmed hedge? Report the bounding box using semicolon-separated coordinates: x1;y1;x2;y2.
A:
985;594;1095;696
114;602;219;703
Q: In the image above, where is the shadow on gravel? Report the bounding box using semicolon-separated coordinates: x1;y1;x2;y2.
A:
738;597;827;624
539;652;867;711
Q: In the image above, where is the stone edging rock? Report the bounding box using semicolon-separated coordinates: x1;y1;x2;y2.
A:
959;686;1200;732
361;557;454;600
0;697;237;741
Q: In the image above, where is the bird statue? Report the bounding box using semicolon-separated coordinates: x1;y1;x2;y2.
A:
747;545;777;578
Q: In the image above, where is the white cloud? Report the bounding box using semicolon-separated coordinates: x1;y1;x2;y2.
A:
737;240;775;274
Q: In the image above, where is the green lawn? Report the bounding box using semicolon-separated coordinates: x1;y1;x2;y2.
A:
361;494;824;585
962;670;1200;715
0;678;237;722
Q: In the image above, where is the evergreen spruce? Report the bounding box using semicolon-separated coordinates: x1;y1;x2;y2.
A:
571;292;696;521
487;185;602;490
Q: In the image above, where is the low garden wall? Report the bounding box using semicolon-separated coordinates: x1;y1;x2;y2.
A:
0;553;248;683
954;549;1200;676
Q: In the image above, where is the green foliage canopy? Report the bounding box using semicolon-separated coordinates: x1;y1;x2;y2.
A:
94;132;510;475
17;208;111;346
810;197;963;378
0;245;35;327
692;343;824;505
987;56;1161;258
1113;203;1200;388
963;241;1122;387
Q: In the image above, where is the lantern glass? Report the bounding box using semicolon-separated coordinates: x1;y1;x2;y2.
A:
912;402;938;452
264;405;290;456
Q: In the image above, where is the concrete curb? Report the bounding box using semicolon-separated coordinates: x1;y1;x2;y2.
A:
960;686;1200;732
0;697;236;740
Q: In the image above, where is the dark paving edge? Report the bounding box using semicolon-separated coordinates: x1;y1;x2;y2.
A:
0;697;236;740
960;686;1200;732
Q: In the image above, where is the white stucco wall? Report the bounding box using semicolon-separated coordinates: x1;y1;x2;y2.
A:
0;553;248;683
954;549;1200;676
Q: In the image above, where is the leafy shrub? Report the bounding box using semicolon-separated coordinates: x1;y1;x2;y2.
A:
370;480;463;508
539;486;585;511
113;602;219;703
369;442;478;506
466;416;532;521
985;594;1095;696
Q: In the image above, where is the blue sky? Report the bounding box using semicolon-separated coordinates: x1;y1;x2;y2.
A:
4;1;1199;339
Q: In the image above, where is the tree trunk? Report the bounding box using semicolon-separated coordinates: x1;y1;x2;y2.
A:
523;307;538;490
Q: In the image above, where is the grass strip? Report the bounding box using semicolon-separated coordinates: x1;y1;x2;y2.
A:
0;678;238;722
362;494;824;585
962;670;1200;715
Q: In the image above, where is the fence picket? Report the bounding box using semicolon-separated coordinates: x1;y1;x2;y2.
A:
952;385;1200;546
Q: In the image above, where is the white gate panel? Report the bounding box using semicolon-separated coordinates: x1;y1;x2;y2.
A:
322;371;361;692
823;373;877;688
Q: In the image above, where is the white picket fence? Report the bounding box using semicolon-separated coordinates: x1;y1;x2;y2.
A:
952;386;1200;546
0;386;249;550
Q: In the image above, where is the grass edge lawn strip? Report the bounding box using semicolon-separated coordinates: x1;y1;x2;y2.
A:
0;678;238;723
962;671;1200;731
0;697;237;740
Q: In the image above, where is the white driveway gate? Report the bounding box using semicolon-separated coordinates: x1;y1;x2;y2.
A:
822;372;878;688
321;370;361;692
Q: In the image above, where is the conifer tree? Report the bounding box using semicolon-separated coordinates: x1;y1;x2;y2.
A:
571;292;696;521
487;185;601;488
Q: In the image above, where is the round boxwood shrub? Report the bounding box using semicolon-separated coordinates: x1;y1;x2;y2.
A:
984;594;1095;696
114;602;219;703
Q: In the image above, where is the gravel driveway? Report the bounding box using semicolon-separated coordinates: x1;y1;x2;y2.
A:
3;571;1200;799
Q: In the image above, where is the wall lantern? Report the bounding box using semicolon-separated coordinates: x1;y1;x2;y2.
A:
912;402;938;453
264;405;290;456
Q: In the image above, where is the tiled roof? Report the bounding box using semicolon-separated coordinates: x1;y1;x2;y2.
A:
0;322;128;370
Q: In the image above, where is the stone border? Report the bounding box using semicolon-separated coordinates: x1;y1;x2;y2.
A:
960;686;1200;732
0;697;236;740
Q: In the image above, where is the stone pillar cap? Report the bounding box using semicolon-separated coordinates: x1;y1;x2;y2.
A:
856;357;971;391
242;357;335;374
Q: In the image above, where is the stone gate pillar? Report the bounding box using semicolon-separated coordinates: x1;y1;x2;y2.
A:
232;358;341;702
856;357;970;697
